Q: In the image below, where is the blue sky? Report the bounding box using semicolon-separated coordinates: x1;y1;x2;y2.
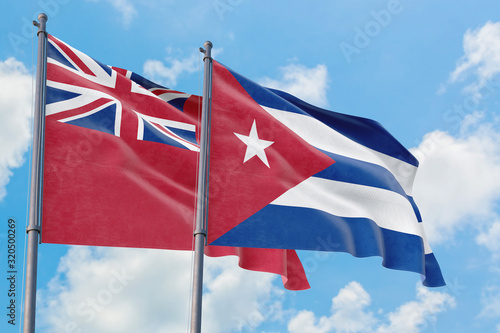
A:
1;0;500;332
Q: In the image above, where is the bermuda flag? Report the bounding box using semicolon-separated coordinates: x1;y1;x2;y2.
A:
208;61;445;287
41;34;309;290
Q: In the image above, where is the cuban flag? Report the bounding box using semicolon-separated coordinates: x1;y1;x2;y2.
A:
42;35;310;290
208;61;445;287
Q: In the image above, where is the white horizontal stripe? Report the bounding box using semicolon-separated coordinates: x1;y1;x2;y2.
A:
271;177;431;254
261;106;418;196
418;222;432;254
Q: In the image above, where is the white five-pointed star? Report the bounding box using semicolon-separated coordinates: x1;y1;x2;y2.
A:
234;120;274;168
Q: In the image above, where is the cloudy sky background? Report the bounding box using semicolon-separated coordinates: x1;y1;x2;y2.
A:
1;1;500;332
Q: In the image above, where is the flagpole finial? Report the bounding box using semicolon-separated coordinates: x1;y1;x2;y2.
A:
38;13;48;21
35;13;48;36
200;41;213;60
200;41;212;62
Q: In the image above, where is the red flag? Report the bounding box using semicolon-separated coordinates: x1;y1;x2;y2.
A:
42;34;309;290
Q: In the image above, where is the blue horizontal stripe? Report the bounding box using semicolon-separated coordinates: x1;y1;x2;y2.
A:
423;253;445;287
211;204;444;286
316;151;408;196
315;150;422;222
269;88;419;167
225;64;418;167
408;196;423;222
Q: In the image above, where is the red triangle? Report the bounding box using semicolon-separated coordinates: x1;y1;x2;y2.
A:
208;62;335;244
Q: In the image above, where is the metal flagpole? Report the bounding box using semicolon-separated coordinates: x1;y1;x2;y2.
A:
190;41;213;333
23;13;48;333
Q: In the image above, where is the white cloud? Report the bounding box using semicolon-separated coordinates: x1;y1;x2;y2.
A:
328;282;377;333
143;56;197;88
86;0;137;27
476;221;500;255
288;310;332;333
448;21;500;97
0;57;32;201
142;47;224;88
435;22;500;250
411;112;500;244
288;281;376;333
203;256;280;332
143;59;328;106
376;285;455;333
37;246;279;333
288;282;453;333
259;64;329;108
38;247;192;333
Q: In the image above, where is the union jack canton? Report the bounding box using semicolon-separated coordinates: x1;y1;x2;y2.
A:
46;34;199;151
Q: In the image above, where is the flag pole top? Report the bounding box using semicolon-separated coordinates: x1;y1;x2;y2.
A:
38;13;48;21
33;13;48;36
199;41;213;60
